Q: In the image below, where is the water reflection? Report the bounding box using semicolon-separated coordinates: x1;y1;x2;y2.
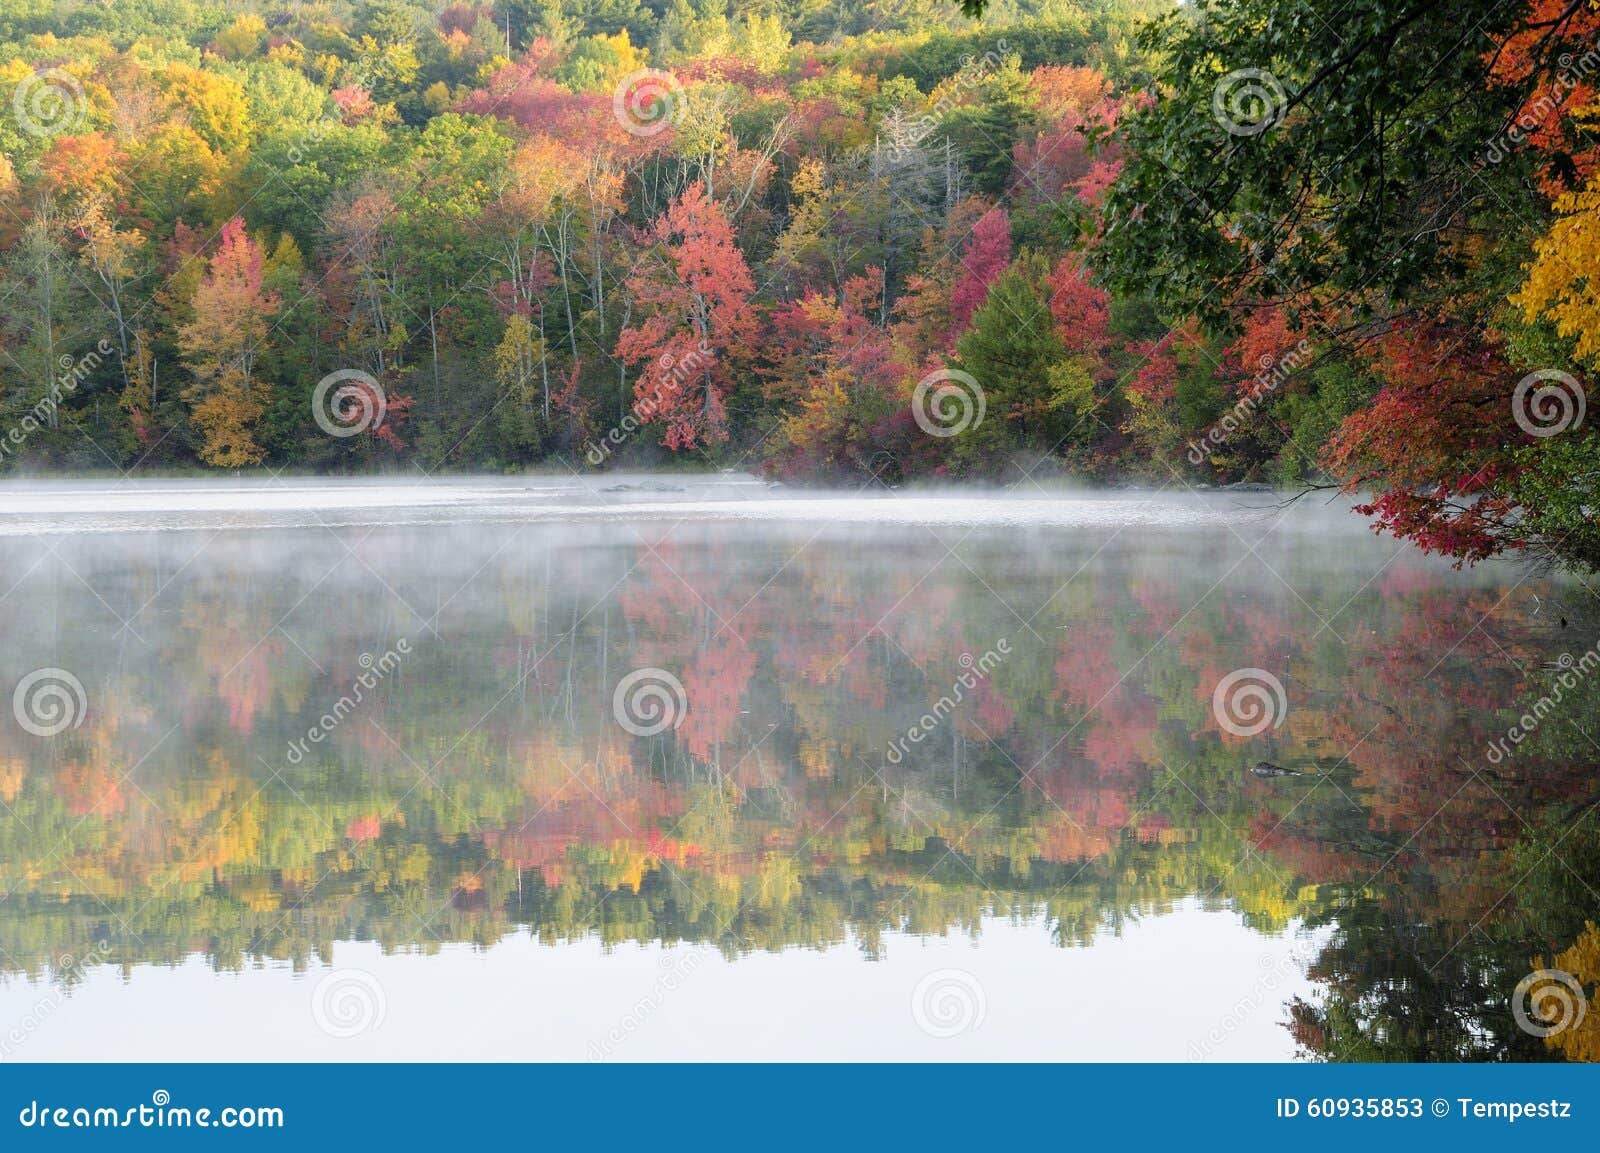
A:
0;483;1596;1061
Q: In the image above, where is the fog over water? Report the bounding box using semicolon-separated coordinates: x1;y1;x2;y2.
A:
0;473;1317;534
0;476;1593;1061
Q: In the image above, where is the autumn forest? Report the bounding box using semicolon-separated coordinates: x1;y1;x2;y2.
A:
0;0;1597;572
5;0;1600;1070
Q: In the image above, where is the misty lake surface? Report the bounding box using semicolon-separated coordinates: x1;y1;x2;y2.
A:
1;475;1596;1061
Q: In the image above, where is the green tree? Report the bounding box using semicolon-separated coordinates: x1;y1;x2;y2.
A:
939;56;1038;197
1096;0;1545;327
950;252;1088;467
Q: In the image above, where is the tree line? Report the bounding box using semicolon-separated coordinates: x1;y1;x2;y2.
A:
0;0;1596;571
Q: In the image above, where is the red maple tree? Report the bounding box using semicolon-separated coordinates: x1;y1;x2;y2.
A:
615;181;758;449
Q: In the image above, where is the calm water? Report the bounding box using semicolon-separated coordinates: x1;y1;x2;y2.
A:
0;477;1595;1062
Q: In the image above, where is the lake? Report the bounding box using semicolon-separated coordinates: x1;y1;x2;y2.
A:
0;476;1595;1061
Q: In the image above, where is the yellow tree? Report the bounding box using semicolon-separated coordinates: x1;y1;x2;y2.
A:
486;133;585;389
76;199;146;391
1537;923;1600;1063
178;218;279;467
1514;180;1600;368
211;13;267;60
159;63;252;154
494;312;544;416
